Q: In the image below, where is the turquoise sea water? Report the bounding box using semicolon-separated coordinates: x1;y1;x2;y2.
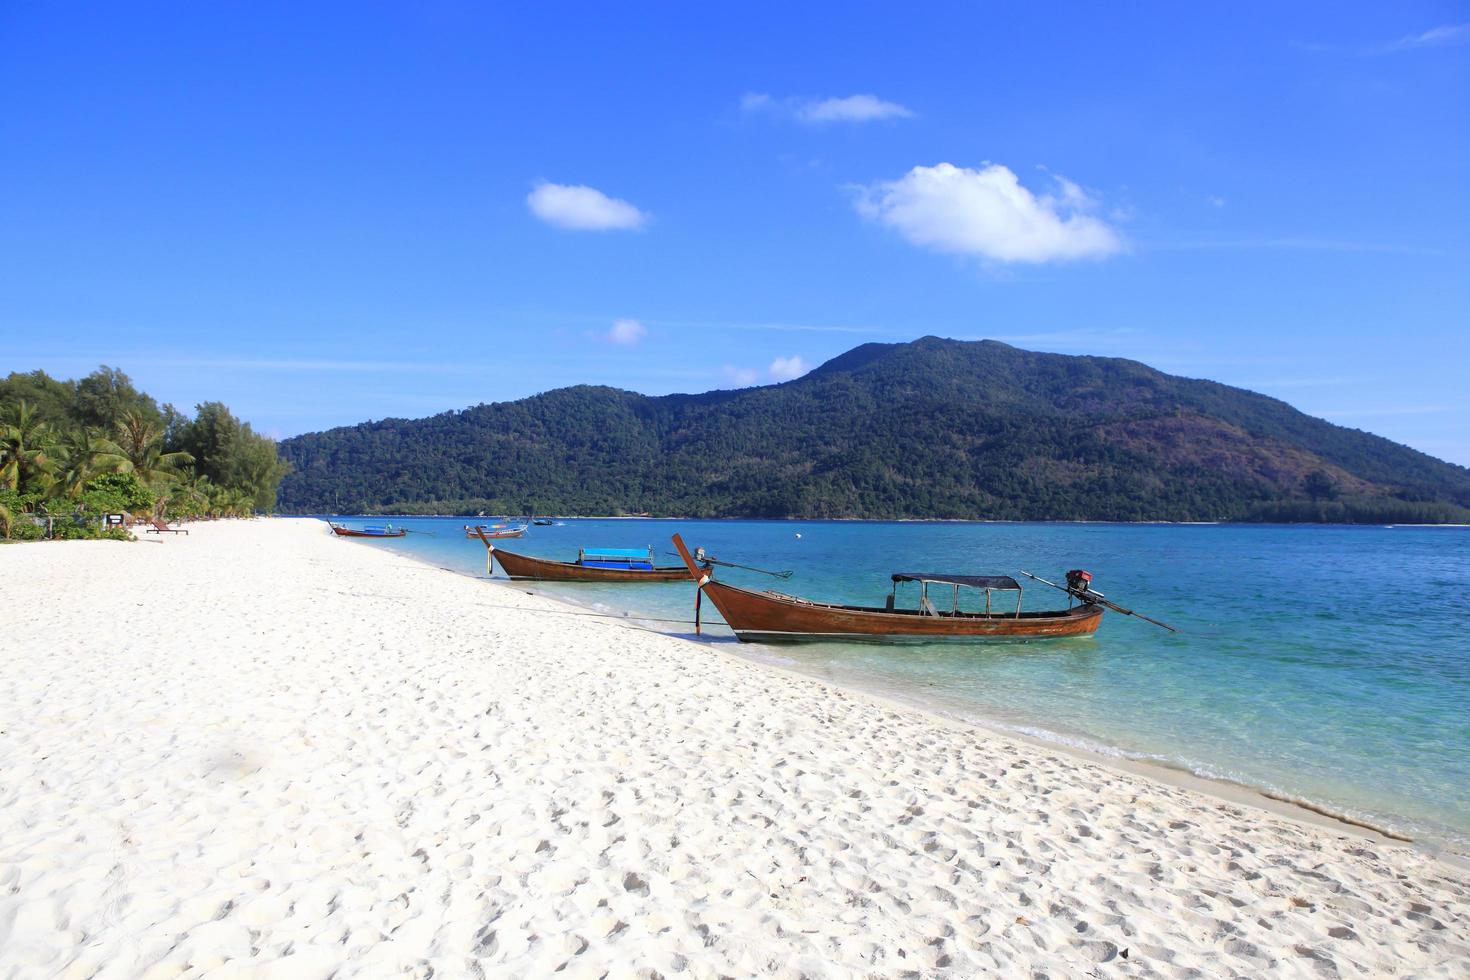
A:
318;517;1470;852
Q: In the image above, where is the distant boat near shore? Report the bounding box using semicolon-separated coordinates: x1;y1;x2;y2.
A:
479;540;688;582
464;523;528;539
330;522;407;539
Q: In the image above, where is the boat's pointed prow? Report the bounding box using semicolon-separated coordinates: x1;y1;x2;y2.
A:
472;525;496;575
670;534;708;583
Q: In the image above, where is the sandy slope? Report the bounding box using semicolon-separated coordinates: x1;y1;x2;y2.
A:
2;519;1467;978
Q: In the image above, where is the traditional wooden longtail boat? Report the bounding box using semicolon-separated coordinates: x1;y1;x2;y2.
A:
331;522;408;539
670;534;1105;642
475;530;687;581
464;523;528;539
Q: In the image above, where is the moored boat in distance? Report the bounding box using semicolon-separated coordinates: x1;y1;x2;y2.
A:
670;533;1105;643
330;522;408;539
475;530;687;581
464;523;528;539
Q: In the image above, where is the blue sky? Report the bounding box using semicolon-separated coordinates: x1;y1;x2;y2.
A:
2;3;1467;463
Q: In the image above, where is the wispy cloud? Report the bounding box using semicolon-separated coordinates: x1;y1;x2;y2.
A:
1318;405;1450;419
741;91;914;124
1149;237;1447;256
1295;22;1470;55
722;365;759;387
855;162;1124;264
607;318;646;345
526;181;648;231
650;316;884;335
147;357;477;374
487;309;905;337
963;327;1146;348
1240;376;1370;390
1391;22;1470;50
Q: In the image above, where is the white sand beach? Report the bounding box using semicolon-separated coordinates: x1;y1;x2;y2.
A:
3;519;1468;978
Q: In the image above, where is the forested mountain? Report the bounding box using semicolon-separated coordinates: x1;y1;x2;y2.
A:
277;337;1470;523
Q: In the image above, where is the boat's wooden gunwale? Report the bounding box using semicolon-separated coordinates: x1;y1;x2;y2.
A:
746;596;1098;621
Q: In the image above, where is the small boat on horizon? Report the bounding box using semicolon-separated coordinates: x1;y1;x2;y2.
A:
331;522;408;539
474;531;686;581
670;533;1107;643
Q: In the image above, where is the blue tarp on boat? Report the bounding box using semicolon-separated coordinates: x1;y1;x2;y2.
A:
581;548;652;559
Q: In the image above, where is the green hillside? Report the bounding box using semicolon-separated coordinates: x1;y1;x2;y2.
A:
276;337;1470;523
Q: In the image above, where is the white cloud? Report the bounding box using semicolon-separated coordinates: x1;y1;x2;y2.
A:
526;181;648;231
854;162;1123;263
1393;23;1470;49
607;318;646;345
1208;195;1227;208
769;355;810;381
723;365;759;387
741;91;913;124
740;92;773;113
797;94;913;123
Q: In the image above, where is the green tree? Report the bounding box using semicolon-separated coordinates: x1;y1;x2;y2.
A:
175;401;290;513
116;410;194;515
74;366;159;431
172;471;214;517
0;370;76;425
52;428;131;499
81;472;155;514
1304;469;1339;502
0;401;54;494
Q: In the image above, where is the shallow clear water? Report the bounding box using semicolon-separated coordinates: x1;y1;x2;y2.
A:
317;516;1470;850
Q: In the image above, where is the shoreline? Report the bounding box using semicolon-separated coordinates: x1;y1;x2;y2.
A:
463;580;1441;857
309;512;1470;528
392;530;1464;861
5;518;1467;975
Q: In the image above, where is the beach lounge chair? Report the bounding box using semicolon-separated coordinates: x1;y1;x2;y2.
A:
145;518;188;535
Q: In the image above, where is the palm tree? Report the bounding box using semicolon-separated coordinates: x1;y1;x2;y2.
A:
52;428;131;499
174;472;213;518
219;487;255;518
0;400;54;493
115;410;193;515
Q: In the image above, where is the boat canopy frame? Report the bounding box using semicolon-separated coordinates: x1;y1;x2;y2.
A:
888;572;1024;617
577;546;656;570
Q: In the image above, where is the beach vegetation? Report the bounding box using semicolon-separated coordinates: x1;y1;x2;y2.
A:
0;366;290;539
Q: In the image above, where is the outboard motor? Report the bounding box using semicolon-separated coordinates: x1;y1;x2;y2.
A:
1065;569;1096;600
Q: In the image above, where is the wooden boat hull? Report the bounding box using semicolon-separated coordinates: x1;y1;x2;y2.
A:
490;547;688;582
699;579;1104;642
332;526;407;539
